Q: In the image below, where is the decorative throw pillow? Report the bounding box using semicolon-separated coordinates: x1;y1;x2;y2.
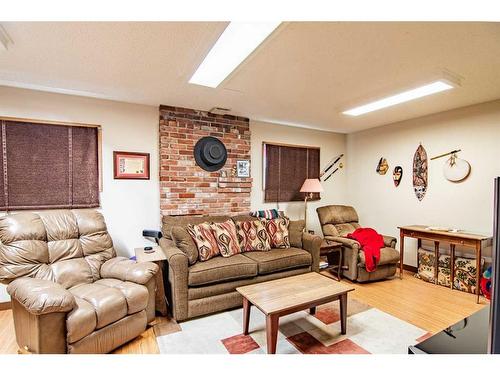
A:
236;220;271;252
250;209;281;220
210;220;241;257
187;222;220;261
261;217;290;249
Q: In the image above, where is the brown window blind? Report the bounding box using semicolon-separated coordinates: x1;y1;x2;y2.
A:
264;143;320;203
0;119;100;211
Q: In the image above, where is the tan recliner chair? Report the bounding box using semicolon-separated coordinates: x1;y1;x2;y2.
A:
0;209;159;354
316;205;399;282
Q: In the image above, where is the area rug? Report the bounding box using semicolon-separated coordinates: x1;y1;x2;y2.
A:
156;297;429;354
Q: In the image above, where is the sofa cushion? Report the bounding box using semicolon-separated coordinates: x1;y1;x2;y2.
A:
235;219;271;252
171;226;198;265
260;217;290;248
187;222;220;261
210;220;242;257
358;247;400;267
188;254;258;286
288;220;305;248
66;297;97;343
242;247;312;275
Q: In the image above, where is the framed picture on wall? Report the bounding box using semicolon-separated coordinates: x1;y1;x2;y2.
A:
236;160;251;178
113;151;150;180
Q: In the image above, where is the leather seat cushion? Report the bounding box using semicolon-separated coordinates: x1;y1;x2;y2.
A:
188;254;257;286
95;278;149;314
358;247;400;267
69;282;128;331
242;247;312;275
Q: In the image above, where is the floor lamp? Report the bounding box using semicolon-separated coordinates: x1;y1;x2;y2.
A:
300;178;324;232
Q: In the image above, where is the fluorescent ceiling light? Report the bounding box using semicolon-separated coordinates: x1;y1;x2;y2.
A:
189;22;281;88
342;80;455;116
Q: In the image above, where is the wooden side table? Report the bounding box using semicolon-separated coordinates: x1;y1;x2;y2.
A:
135;245;169;316
320;240;343;281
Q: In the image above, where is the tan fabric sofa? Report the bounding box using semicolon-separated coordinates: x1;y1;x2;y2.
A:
316;205;399;282
161;214;322;321
0;209;158;354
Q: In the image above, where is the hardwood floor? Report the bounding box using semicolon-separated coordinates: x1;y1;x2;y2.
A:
0;270;488;354
330;270;487;333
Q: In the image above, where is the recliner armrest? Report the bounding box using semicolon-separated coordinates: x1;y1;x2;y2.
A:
382;235;397;248
7;278;75;315
100;257;159;285
302;232;322;272
324;235;360;249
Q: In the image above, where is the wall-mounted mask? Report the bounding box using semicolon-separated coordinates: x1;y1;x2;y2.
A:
393;166;403;187
376;157;389;175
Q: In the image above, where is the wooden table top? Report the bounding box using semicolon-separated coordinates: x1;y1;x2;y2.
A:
236;272;354;315
398;225;492;241
134;245;166;263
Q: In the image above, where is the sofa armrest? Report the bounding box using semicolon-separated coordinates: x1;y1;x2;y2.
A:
302;232;322;272
101;257;159;285
382;235;397;249
7;278;75;315
159;237;189;321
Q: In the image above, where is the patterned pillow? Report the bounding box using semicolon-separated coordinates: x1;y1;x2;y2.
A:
187;222;220;261
261;217;290;249
236;220;271;252
210;220;241;257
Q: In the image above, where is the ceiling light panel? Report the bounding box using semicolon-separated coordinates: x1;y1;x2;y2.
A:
343;80;455;116
189;22;281;88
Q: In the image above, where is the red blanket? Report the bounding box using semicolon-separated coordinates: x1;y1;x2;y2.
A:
347;228;384;272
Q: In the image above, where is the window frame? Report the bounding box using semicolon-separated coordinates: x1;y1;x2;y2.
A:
262;141;321;203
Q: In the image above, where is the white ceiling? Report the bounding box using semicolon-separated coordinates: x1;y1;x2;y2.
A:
0;22;499;133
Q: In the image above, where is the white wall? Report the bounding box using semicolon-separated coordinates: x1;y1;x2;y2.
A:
346;100;500;266
0;86;160;302
250;121;347;235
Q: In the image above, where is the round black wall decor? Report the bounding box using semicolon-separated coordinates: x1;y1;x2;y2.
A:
194;136;228;172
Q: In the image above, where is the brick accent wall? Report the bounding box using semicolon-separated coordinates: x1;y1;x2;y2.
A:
159;105;252;216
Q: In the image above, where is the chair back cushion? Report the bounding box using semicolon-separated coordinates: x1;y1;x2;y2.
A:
316;205;360;237
0;209;115;288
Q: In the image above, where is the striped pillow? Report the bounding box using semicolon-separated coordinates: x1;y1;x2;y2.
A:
210;220;241;257
250;209;280;220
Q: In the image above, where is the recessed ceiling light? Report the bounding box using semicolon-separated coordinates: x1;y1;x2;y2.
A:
342;80;455;116
189;22;281;88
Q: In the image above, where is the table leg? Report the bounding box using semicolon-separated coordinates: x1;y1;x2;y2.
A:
339;293;347;335
266;314;279;354
399;232;405;279
450;244;455;290
476;242;482;304
434;241;440;285
242;297;251;335
309;307;316;315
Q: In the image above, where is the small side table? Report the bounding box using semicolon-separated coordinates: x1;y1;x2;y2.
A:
135;245;169;317
320;240;343;281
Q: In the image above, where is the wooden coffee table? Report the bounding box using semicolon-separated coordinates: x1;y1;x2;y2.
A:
236;272;354;354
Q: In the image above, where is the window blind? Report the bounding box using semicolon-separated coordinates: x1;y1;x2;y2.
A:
0;119;100;211
264;143;320;203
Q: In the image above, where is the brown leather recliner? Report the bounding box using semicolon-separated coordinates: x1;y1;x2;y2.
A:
0;209;159;354
316;205;400;282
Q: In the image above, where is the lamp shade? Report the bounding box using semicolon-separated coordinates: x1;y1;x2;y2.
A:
300;178;324;193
